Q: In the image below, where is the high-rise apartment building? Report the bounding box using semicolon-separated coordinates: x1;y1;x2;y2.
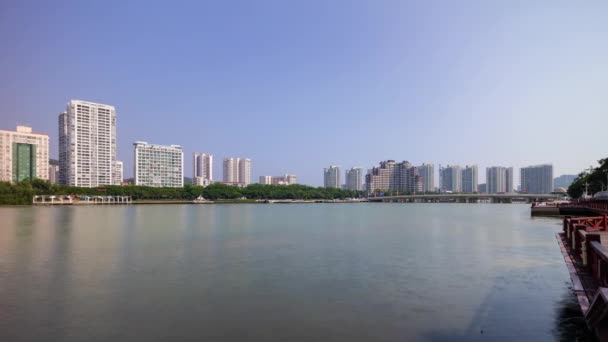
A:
439;165;462;192
0;126;49;182
49;159;59;184
365;160;421;193
134;142;183;187
486;166;504;193
417;163;435;192
223;158;251;185
505;167;514;193
324;165;341;188
193;153;213;185
259;176;272;185
114;161;123;185
59;100;116;187
520;164;553;194
461;165;478;193
345;167;364;191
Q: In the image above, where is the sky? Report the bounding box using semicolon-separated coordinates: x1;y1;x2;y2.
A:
1;0;607;186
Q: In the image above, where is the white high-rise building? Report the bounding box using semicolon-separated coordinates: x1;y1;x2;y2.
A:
417;163;435;192
193;153;213;185
59;100;116;187
0;126;49;182
486;166;514;193
345;167;364;191
239;158;251;185
114;161;124;185
324;165;341;188
223;158;251;185
134;142;183;187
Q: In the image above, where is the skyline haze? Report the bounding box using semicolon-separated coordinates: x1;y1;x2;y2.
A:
2;1;607;185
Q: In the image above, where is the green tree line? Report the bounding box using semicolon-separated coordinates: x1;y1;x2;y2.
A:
0;180;364;205
568;158;608;198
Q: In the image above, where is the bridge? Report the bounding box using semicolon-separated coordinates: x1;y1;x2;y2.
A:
367;193;562;203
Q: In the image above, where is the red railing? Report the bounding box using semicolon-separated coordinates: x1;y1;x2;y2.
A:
563;216;608;266
561;214;608;338
564;200;608;213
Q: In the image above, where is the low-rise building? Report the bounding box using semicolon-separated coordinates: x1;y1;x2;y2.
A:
259;174;297;185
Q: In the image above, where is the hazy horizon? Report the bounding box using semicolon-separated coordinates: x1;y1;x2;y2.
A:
2;1;607;186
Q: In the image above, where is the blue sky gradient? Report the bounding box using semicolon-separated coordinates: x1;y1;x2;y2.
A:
2;1;607;185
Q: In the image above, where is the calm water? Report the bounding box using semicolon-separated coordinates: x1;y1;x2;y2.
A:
0;204;591;341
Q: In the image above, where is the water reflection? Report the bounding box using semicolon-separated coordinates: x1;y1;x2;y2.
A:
0;204;593;341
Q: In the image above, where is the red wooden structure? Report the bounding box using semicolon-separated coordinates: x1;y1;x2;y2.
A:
559;215;608;340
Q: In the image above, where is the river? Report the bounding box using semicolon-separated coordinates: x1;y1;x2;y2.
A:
0;204;592;341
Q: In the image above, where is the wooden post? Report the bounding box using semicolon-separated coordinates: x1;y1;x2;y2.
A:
587;234;602;273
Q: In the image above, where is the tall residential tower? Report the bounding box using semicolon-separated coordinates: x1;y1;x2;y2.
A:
223;158;251;185
417;163;435;192
486;166;514;193
59;100;117;187
345;167;364;191
520;164;553;194
461;165;478;193
324;165;341;188
193;153;213;186
439;165;462;192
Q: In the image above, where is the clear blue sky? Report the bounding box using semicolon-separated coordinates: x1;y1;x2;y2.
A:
2;1;607;186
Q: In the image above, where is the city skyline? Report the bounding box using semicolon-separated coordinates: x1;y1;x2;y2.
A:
2;2;608;185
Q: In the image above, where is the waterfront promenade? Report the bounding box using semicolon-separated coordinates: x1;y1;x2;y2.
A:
558;213;608;340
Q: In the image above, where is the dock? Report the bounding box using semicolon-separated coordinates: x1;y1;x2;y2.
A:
559;213;608;340
532;200;608;216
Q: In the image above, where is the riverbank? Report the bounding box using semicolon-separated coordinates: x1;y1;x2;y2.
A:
29;198;370;205
0;181;363;206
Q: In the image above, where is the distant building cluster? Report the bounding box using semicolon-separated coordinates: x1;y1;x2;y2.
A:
0;98;566;195
321;161;557;195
